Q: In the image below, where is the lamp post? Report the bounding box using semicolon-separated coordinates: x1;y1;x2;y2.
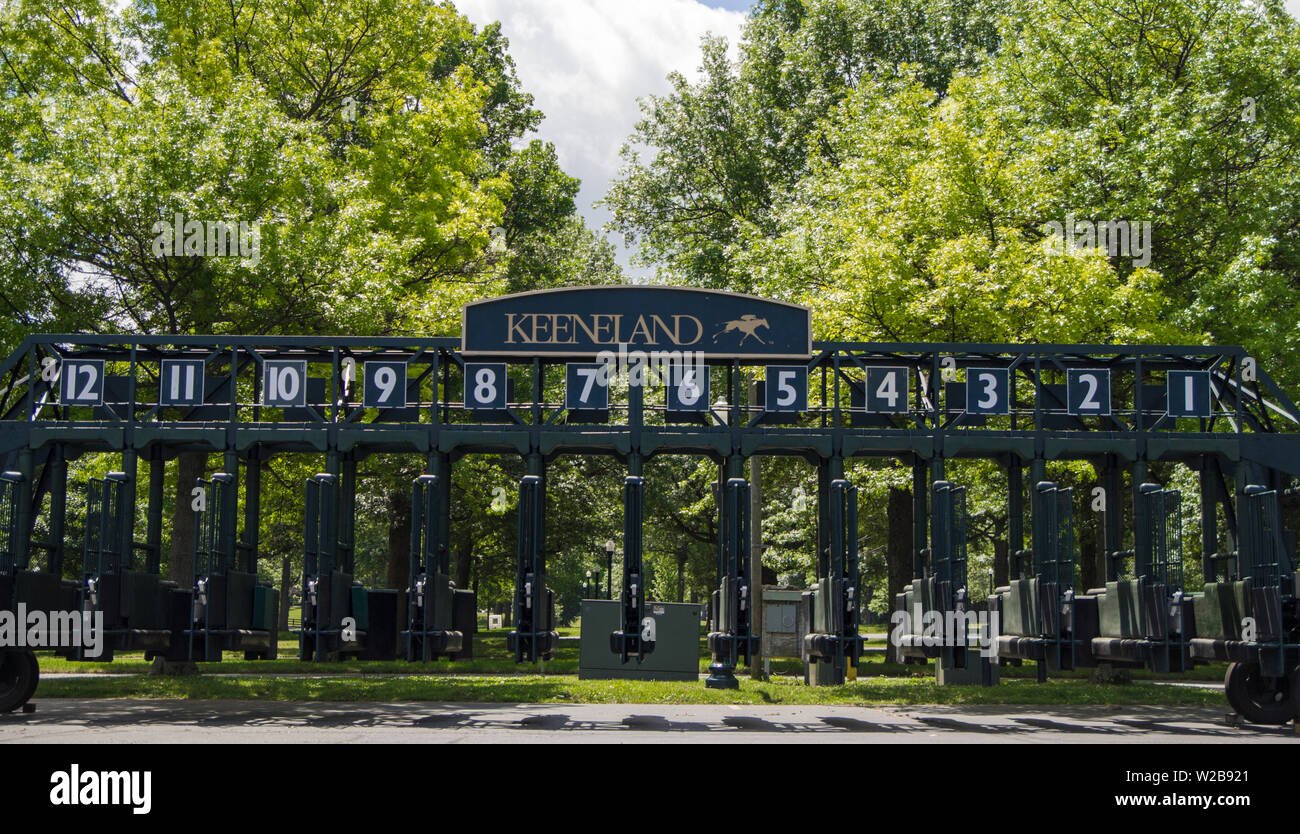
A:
584;569;593;600
605;539;615;600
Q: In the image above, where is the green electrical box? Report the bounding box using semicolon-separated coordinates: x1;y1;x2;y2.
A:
251;585;274;632
578;599;703;682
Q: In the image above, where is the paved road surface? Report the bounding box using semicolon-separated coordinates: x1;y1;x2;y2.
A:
1;699;1296;742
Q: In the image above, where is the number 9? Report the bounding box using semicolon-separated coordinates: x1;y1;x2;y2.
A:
374;366;396;402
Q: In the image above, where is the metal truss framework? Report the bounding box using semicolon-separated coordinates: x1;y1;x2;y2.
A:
1;334;1298;685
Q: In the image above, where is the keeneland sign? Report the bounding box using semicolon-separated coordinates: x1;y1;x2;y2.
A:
461;286;812;359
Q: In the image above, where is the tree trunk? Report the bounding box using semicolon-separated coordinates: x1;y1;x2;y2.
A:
386;488;411;591
886;485;913;608
676;544;688;603
1080;524;1102;593
278;555;292;634
168;451;207;585
454;540;472;590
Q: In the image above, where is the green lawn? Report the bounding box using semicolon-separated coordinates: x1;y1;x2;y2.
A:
34;673;1226;707
31;626;1231;706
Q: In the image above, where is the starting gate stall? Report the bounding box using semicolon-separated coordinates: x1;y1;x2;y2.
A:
991;481;1087;679
1190;485;1300;723
0;286;1299;718
188;474;277;662
609;474;654;662
1086;484;1190;674
706;477;759;689
403;474;463;661
73;472;177;662
0;471;40;712
893;480;975;675
508;473;557;662
300;473;374;660
803;478;864;685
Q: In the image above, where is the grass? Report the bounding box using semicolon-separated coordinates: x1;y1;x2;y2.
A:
34;673;1226;707
31;626;1231;706
36;640;1229;683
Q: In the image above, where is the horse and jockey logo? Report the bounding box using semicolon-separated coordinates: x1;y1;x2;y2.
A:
714;314;770;346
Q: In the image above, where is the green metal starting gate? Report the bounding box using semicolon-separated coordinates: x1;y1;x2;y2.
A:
0;286;1298;720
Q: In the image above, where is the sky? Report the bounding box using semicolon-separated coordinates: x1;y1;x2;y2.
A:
454;1;752;276
457;0;1300;277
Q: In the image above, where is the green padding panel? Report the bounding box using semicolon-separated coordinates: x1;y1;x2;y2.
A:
226;571;256;629
1232;579;1253;624
329;571;353;629
15;571;60;611
251;584;273;631
1002;578;1038;637
1193;580;1253;640
121;570;163;629
350;584;370;632
1099;580;1144;638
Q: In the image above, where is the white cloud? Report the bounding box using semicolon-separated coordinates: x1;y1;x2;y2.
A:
455;0;748;275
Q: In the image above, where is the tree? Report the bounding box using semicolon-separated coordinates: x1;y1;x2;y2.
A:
0;0;621;590
604;0;1002;288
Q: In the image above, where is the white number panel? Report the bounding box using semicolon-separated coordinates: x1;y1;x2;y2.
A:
264;360;307;407
160;360;205;407
865;367;908;413
765;366;807;412
566;363;609;411
61;360;104;405
364;361;409;409
666;362;709;412
464;363;507;410
1067;369;1111;416
966;368;1010;416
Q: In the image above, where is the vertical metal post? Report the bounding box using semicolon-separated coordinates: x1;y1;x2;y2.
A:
243;449;261;574
1200;456;1218;583
145;447;163;574
221;448;239;579
339;455;357;575
119;448;138;571
1008;460;1024;579
433;452;451;576
48;447;68;577
1103;461;1123;581
509;454;553;663
706;470;751;689
912;457;928;578
748;378;763;678
14;449;33;571
613;469;649;662
1132;460;1150;578
816;459;830;581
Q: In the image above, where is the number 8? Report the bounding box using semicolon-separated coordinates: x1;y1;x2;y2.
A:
475;368;497;403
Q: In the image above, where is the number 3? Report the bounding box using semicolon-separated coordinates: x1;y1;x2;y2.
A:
977;372;998;409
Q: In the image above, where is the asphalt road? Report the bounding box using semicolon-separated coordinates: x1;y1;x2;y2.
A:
1;699;1296;743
